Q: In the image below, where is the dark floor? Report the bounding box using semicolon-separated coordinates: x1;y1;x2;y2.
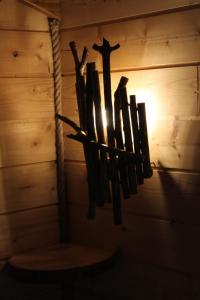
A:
1;259;198;300
0;263;102;300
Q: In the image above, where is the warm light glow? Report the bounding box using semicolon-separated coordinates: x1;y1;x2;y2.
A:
93;106;107;138
96;88;157;137
101;107;108;129
0;170;6;211
128;88;157;134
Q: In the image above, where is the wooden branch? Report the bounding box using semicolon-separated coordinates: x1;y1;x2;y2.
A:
137;103;153;178
130;95;144;184
56;114;84;134
114;77;130;199
85;62;102;207
92;68;111;204
93;38;122;225
65;44;97;218
67;133;135;161
69;41;88;76
69;41;88;130
118;77;138;194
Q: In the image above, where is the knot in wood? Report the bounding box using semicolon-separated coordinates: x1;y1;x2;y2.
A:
13;50;19;58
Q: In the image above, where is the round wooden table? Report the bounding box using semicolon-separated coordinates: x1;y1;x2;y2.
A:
6;243;118;299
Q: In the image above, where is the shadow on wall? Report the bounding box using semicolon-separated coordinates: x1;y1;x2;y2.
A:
142;64;200;274
157;64;200;226
157;158;200;274
0;0;58;261
158;162;187;224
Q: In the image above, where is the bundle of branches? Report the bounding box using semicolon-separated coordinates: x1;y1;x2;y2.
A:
58;39;153;225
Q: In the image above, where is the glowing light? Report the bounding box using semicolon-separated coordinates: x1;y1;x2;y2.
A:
101;107;107;129
128;88;157;134
96;88;157;137
93;106;107;136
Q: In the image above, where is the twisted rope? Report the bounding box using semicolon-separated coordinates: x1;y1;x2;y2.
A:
49;18;68;243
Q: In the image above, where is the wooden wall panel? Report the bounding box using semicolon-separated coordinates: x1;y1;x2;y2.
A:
0;0;49;31
0;78;54;121
0;31;52;76
0;205;59;259
31;0;60;15
110;67;198;117
61;75;78;119
60;26;98;48
62;39;200;72
0;120;56;167
109;37;199;71
0;0;59;261
150;145;200;170
61;26;100;74
63;139;200;172
62;66;198;118
149;118;200;170
62;66;200;171
68;203;200;274
64;142;83;162
99;8;200;42
61;0;200;29
65;162;200;225
0;162;57;214
61;8;200;73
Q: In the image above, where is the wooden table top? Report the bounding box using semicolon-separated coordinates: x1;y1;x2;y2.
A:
9;243;115;271
7;243;118;283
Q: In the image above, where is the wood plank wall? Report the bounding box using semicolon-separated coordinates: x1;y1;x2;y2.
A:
30;0;60;15
61;0;200;298
0;0;59;261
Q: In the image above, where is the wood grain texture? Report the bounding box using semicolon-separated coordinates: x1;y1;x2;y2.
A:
0;120;56;167
61;26;100;74
65;162;200;225
61;8;200;73
62;38;199;74
0;162;58;214
64;137;84;162
9;243;114;271
0;0;49;31
0;78;54;121
18;0;60;19
30;0;60;16
0;31;53;76
63;124;200;171
62;66;198;118
0;205;59;259
110;67;199;117
0;0;60;262
61;0;200;29
62;66;200;170
150;144;200;170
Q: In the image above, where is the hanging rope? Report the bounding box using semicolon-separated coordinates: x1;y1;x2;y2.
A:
48;18;68;243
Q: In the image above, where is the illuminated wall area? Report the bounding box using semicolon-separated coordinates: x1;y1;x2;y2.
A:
0;0;199;299
61;1;200;299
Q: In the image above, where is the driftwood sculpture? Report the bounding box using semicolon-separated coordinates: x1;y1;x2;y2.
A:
58;38;153;225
